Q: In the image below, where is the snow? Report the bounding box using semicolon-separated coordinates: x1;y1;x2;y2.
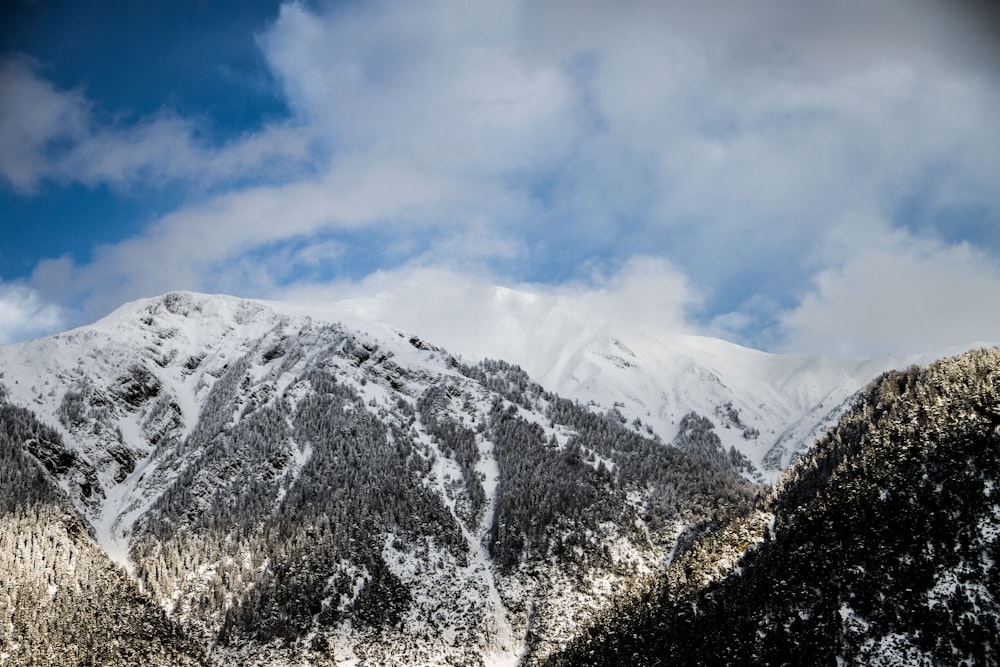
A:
0;290;991;665
839;603;869;631
858;633;934;666
490;330;982;481
261;290;986;475
928;562;992;615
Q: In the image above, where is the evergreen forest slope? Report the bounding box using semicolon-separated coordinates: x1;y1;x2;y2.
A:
545;347;1000;666
0;400;205;666
0;291;993;666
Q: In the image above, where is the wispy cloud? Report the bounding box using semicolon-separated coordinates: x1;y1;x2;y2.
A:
0;57;314;194
0;57;88;192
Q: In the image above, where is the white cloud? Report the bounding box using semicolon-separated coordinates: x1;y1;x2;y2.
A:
7;0;1000;358
274;256;696;379
54;113;315;190
0;282;63;344
260;1;578;174
0;57;314;193
25;148;531;321
0;57;88;192
779;229;1000;358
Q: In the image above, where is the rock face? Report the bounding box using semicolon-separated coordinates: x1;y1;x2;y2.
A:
0;292;758;666
545;347;1000;667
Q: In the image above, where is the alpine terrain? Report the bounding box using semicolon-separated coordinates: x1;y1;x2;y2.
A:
546;347;1000;666
0;291;994;665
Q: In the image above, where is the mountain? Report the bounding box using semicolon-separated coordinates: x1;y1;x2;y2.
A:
520;327;959;481
544;347;1000;666
0;291;758;666
0;290;989;665
222;285;953;482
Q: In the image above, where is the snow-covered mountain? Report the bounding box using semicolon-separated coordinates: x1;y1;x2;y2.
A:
273;286;970;480
0;291;754;665
1;291;453;562
531;331;947;480
0;290;985;666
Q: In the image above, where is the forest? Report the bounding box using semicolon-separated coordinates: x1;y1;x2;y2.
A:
545;348;1000;666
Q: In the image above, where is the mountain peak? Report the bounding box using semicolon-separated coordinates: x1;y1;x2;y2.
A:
0;289;763;664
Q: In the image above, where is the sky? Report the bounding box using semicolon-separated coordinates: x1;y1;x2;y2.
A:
1;0;999;360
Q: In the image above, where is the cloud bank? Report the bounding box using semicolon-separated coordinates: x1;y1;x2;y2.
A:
780;231;1000;358
275;257;696;374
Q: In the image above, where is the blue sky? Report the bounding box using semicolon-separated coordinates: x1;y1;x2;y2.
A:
2;0;999;358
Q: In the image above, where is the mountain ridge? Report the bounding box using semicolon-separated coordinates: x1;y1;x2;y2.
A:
15;289;974;482
0;290;993;666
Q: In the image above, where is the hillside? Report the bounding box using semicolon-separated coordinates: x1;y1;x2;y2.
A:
0;400;206;666
544;347;1000;666
531;330;936;479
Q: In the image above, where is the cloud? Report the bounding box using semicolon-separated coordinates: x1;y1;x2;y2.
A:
0;56;88;192
274;256;697;380
260;1;578;174
0;57;314;193
7;0;1000;358
779;229;1000;357
25;149;532;322
0;282;63;344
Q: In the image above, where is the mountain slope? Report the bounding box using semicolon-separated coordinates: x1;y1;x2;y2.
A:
530;329;958;481
4;291;986;665
545;347;1000;666
0;400;206;666
0;291;758;665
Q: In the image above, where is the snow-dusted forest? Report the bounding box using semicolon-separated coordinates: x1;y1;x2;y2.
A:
0;292;996;665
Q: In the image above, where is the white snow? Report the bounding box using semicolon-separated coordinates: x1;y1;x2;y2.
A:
42;291;977;484
0;290;990;666
495;330;982;480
